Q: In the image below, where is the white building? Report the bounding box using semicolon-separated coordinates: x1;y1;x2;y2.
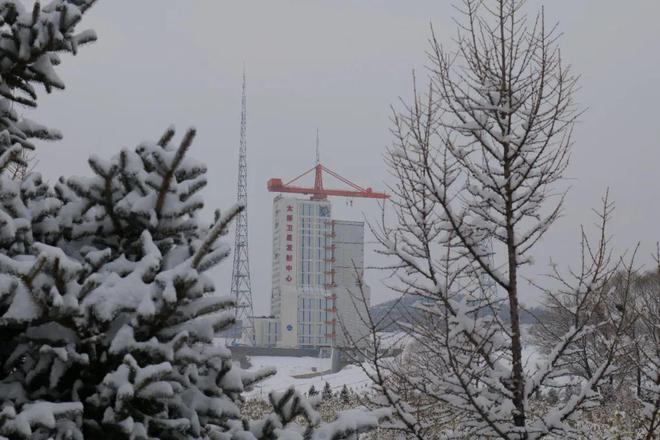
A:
266;196;370;349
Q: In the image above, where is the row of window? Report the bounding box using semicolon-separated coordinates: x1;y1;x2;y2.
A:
299;207;332;287
298;297;333;310
299;203;331;218
298;296;333;346
298;323;331;345
298;309;331;323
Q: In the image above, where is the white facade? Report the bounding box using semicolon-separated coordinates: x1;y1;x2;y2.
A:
270;196;370;348
251;316;279;347
332;220;371;348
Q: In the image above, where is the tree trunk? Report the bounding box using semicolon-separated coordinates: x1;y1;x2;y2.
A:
505;160;526;431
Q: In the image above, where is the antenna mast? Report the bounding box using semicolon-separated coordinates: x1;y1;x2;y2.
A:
230;70;255;345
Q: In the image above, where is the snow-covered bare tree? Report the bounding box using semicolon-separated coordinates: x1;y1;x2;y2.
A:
0;0;97;179
529;197;640;403
346;0;635;438
532;243;659;439
629;247;660;439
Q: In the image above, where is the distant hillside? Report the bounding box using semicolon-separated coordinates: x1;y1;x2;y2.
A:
370;295;546;331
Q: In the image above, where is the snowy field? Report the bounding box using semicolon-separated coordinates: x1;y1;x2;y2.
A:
238;328;543;401
243;356;372;400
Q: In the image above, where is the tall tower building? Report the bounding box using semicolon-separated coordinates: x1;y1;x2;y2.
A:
262;161;386;349
270;196;370;348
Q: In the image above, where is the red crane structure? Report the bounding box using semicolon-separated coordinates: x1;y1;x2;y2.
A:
267;163;389;201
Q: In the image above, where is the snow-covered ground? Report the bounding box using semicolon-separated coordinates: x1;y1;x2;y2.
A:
240;329;544;401
243;356;372;400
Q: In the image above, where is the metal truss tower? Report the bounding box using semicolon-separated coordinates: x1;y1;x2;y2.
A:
230;71;255;345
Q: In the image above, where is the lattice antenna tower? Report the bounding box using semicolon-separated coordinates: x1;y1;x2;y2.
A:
230;70;255;344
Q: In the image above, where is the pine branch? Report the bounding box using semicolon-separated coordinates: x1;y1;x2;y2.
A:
154;128;195;217
192;204;243;270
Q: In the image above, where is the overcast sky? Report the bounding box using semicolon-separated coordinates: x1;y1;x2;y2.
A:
28;1;660;313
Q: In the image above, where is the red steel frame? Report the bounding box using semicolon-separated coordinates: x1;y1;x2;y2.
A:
267;163;389;200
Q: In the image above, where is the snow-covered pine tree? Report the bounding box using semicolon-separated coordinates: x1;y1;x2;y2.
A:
1;127;249;438
339;385;350;404
307;385;318;397
0;0;97;179
0;152;75;439
0;1;96;438
58;128;270;439
321;382;333;401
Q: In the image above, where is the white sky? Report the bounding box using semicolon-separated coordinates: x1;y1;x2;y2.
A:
29;1;660;312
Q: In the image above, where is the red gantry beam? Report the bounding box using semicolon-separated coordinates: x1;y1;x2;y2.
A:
267;163;389;200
